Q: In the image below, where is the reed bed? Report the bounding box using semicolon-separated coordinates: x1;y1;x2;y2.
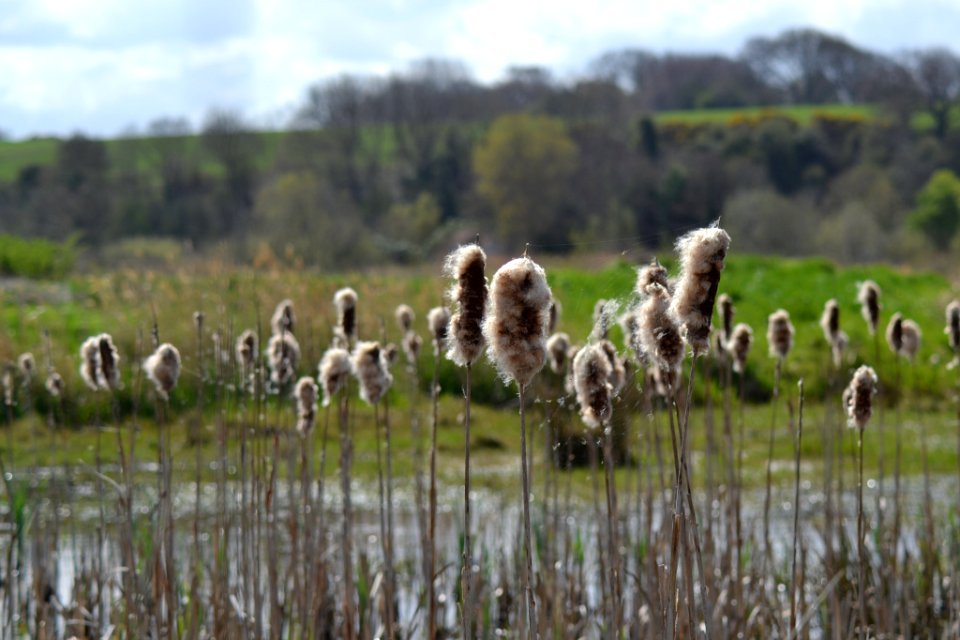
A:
2;231;960;639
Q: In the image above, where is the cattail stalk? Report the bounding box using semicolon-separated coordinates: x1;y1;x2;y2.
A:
789;379;805;636
425;306;449;639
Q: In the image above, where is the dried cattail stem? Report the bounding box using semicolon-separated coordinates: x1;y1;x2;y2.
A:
319;347;352;407
294;377;318;434
767;309;795;360
727;323;754;374
144;343;182;400
271;299;295;335
857;280;881;336
444;244;488;367
670;223;731;355
572;344;613;429
546;332;571;374
352;341;393;405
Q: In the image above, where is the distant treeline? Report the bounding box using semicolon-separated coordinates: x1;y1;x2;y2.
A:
1;27;960;270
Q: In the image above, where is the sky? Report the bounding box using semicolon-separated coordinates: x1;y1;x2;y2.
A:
2;0;960;139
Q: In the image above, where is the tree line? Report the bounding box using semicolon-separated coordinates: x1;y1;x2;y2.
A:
1;27;960;269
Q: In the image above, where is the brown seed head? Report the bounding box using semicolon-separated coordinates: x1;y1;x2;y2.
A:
444;244;488;366
294;376;318;434
844;365;878;429
97;334;120;391
80;336;100;391
271;299;295;336
319;347;352;407
145;343;181;400
267;332;300;387
572;344;613;430
427;306;451;354
639;283;684;374
670;223;731;355
885;312;903;356
546;332;571;374
334;287;358;347
766;309;794;359
946;300;960;354
857;280;881;335
727;323;753;374
352;341;393;405
46;371;65;398
395;304;415;333
717;294;734;342
636;257;670;296
900;319;921;362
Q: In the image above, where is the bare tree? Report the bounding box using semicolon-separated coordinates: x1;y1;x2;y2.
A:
903;48;960;139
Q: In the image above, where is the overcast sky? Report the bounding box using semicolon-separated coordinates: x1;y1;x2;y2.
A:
3;0;960;139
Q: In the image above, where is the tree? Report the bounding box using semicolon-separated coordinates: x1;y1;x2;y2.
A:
472;114;577;249
909;169;960;250
903;48;960;139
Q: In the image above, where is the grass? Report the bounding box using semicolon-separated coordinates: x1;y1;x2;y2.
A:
656;103;876;126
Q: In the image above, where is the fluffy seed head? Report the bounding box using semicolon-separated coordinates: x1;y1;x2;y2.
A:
46;371;65;398
444;244;488;366
857;280;881;335
334;287;358;347
482;256;553;388
144;343;181;400
900;319;921;361
267;332;300;387
395;304;415;333
638;283;684;374
352;341;393;405
2;370;12;407
885;312;903;355
717;294;734;342
767;310;794;359
619;309;644;364
669;223;731;355
271;299;295;335
548;300;560;334
18;353;35;381
844;365;878;430
598;339;627;397
820;299;840;344
727;323;753;374
636;258;670;296
318;347;352;406
563;345;581;396
946;300;960;354
831;331;849;369
650;364;679;398
546;332;571;374
402;332;422;365
294;376;318;434
235;329;258;375
80;337;100;391
592;299;614;341
383;343;399;368
427;306;451;354
97;334;120;391
572;344;613;430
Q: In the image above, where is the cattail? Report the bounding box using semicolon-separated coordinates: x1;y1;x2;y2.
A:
620;309;644;364
638;283;684;376
636;257;670;296
832;331;849;368
670;223;732;355
572;344;613;429
727;323;754;374
383;343;399;369
900;320;921;362
334;287;358;347
857;280;881;336
482;256;553;388
270;299;295;335
598;339;627;397
650;365;679;398
444;244;488;367
946;300;960;352
767;310;794;359
319;347;352;407
546;332;571;374
592;299;614;341
235;329;258;375
97;333;120;391
886;312;903;355
427;306;451;355
144;343;181;400
267;332;300;387
717;294;734;342
45;371;65;398
18;353;35;381
402;332;422;365
352;341;393;405
294;376;318;434
2;370;13;407
844;365;878;429
564;345;581;396
79;336;100;391
395;304;415;334
820;299;840;344
548;300;560;334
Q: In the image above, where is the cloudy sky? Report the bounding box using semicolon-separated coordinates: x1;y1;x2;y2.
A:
3;0;960;139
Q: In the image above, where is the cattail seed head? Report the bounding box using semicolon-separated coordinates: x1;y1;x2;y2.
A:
319;347;352;407
482;256;553;388
900;319;921;362
17;353;35;381
946;300;960;356
572;344;613;430
271;299;295;335
333;287;358;347
235;329;258;376
97;334;120;391
267;332;300;387
444;244;488;367
427;306;451;355
592;299;614;341
820;299;840;344
727;323;753;374
598;339;627;397
650;364;679;398
548;300;560;335
857;280;881;336
144;343;181;400
619;309;644;364
402;331;422;365
2;370;13;407
45;371;65;398
886;312;903;356
563;345;581;396
844;365;878;430
767;310;794;359
352;341;393;405
637;257;670;296
294;376;318;434
670;223;731;355
638;283;684;374
395;304;415;334
80;336;100;391
717;294;734;342
383;343;399;368
546;332;571;374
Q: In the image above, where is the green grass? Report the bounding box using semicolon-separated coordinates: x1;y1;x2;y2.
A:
655;103;877;126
